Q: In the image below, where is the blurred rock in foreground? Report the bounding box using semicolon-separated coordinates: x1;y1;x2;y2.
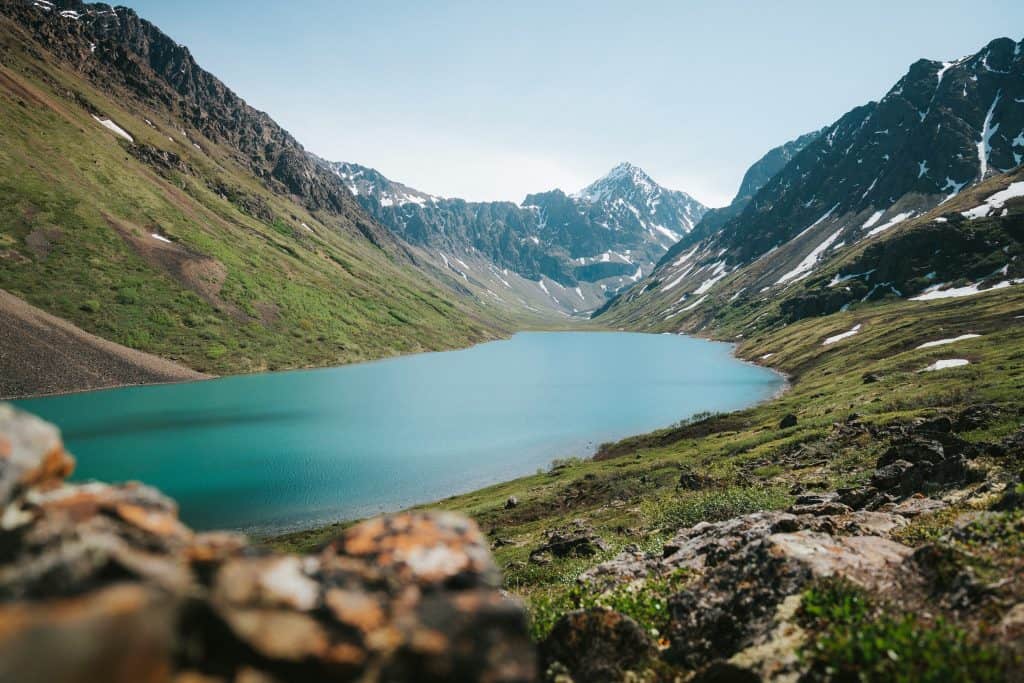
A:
0;404;536;683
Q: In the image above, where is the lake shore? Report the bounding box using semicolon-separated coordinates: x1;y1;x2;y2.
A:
0;288;211;400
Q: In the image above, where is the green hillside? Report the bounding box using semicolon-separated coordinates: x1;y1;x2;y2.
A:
0;11;504;377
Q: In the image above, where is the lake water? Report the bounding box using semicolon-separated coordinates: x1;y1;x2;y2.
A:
15;332;783;534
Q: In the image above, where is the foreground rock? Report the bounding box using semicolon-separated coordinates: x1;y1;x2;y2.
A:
0;405;535;683
571;509;912;676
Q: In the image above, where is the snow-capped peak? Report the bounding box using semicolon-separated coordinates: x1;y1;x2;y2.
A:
574;162;659;202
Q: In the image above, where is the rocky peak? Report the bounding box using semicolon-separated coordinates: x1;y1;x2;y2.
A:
574;162;660;203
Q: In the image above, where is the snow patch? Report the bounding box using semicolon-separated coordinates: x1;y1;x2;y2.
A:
777;228;844;284
866;211;915;237
91;115;133;143
861;210;885;229
823;324;862;346
962;182;1024;219
916;334;981;350
921;359;970;372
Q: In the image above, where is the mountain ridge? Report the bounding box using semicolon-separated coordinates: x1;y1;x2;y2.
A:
598;36;1024;331
332;159;707;304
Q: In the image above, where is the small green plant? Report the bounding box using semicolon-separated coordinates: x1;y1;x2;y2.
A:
642;484;791;531
79;299;101;313
799;578;1008;682
528;570;689;642
271;217;292;236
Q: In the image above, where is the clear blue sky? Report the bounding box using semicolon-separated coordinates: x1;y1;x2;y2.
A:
123;1;1023;206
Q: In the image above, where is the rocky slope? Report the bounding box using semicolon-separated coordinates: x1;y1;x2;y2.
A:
0;0;508;388
332;161;707;312
598;37;1024;331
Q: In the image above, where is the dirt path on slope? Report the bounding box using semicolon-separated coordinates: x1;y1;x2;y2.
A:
0;289;209;399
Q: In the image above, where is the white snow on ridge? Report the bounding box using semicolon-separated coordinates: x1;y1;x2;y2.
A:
653;224;683;242
151;233;171;244
916;334;981;349
921;359;970;372
911;278;1024;301
694;261;728;295
537;279;550;295
681;295;707;312
861;210;885;229
662;271;689;293
962;182;1024;219
866;211;915;237
777;228;844;284
673;245;699;267
91;115;133;142
794;203;840;240
823;324;862;346
976;91;1002;180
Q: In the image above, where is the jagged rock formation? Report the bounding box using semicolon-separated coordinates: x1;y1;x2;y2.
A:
0;405;535;682
333;161;707;301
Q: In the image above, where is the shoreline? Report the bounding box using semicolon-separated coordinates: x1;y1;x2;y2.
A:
260;332;791;542
8;314;608;401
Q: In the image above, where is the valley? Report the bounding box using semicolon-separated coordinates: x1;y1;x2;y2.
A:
1;1;1023;680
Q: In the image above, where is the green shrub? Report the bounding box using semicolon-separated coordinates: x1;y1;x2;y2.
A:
115;287;138;305
79;299;101;313
205;344;228;360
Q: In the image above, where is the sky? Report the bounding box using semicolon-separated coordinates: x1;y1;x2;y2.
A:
123;1;1024;207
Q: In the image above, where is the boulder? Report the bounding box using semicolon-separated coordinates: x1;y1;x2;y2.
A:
529;521;607;563
581;510;912;670
505;496;519;509
779;414;798;429
539;608;653;682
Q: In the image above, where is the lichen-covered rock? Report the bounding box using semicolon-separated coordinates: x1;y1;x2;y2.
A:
581;509;913;672
0;403;75;505
529;520;607;564
0;406;536;683
539;608;653;682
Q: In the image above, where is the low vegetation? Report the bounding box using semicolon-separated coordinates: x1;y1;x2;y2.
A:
271;285;1024;678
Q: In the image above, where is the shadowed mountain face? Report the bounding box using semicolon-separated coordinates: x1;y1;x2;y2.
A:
332;161;707;294
0;0;510;385
5;0;402;249
599;36;1024;330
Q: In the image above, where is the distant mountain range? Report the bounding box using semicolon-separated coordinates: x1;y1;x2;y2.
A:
599;36;1024;330
331;161;706;298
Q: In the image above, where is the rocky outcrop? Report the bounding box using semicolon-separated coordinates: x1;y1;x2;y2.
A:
556;509;915;678
0;405;535;683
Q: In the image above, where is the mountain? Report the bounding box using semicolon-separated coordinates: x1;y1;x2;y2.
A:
657;129;823;267
331;161;707;308
598;37;1024;331
0;0;506;390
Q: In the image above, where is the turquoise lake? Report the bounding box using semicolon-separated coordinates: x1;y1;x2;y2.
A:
15;332;783;534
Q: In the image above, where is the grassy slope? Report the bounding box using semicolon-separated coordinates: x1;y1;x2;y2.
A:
272;286;1024;644
0;21;519;377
